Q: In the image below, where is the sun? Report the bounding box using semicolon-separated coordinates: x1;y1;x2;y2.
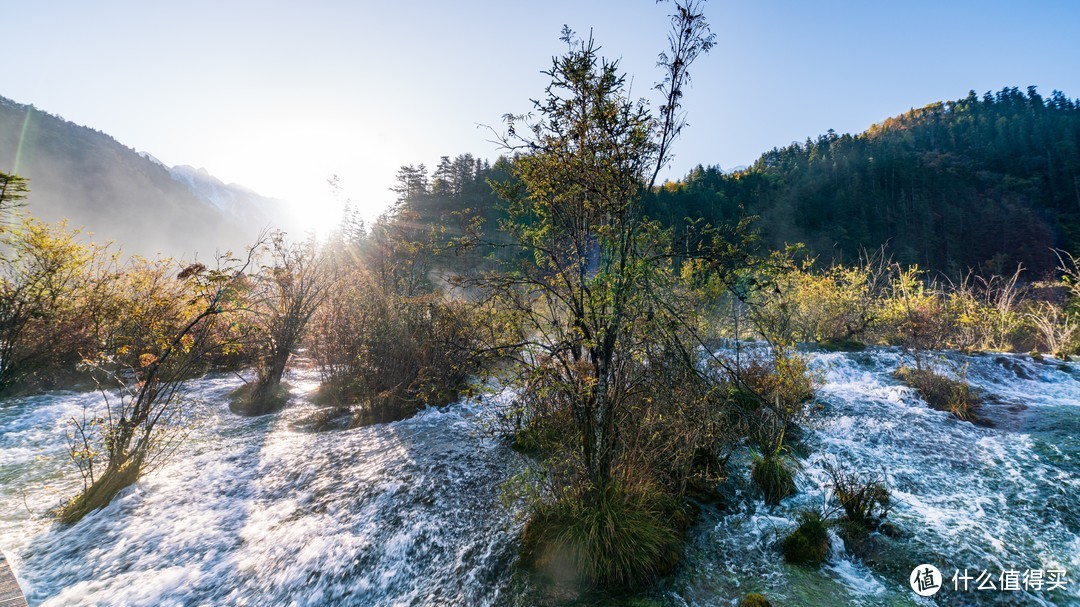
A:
278;189;346;237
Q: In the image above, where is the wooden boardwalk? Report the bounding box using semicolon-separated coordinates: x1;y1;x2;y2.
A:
0;555;27;607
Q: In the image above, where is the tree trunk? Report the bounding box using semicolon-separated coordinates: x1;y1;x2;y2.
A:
231;346;291;416
58;450;145;524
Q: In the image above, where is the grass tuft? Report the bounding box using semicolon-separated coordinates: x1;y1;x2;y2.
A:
750;450;797;505
519;484;683;591
780;510;829;566
824;459;891;532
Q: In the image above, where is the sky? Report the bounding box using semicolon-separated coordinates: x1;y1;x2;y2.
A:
5;0;1080;233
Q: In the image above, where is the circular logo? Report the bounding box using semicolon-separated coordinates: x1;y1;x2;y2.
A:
910;564;943;597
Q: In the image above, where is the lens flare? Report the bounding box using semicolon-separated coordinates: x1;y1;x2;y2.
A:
13;106;33;174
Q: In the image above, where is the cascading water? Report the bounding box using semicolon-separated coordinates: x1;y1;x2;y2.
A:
0;371;523;606
0;349;1077;606
667;349;1080;607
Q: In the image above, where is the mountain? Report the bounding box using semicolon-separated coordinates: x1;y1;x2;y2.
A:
0;95;284;258
137;153;290;229
381;88;1080;279
651;87;1080;277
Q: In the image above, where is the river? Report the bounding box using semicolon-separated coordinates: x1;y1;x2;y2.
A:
0;348;1077;606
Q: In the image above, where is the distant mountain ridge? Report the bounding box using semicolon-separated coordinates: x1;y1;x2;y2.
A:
0;95;285;258
138;152;287;228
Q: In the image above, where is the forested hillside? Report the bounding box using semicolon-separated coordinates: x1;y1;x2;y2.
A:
652;87;1080;276
0;96;274;257
389;88;1080;278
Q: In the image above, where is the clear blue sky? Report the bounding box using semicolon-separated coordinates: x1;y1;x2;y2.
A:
5;0;1079;231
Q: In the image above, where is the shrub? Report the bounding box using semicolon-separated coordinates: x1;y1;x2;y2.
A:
60;251;258;524
733;349;818;452
780;510;829;566
894;365;980;421
943;268;1025;352
817;338;867;352
0;217;116;394
310;266;487;425
878;266;951;367
510;410;572;458
233;232;329;416
823;459;891;531
782;252;890;345
1027;301;1076;360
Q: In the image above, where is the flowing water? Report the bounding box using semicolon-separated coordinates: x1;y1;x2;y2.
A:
0;349;1077;606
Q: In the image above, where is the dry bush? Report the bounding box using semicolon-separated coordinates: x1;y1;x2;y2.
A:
822;458;891;531
1026;301;1076;359
309;265;487;425
943;267;1025;352
895;364;981;421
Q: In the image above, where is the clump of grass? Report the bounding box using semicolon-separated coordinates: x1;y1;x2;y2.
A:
780;510;829;566
751;449;798;505
894;365;980;421
519;484;683;591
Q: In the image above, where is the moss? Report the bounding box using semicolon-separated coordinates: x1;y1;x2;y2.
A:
781;511;829;566
751;451;797;505
739;593;773;607
519;484;683;592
